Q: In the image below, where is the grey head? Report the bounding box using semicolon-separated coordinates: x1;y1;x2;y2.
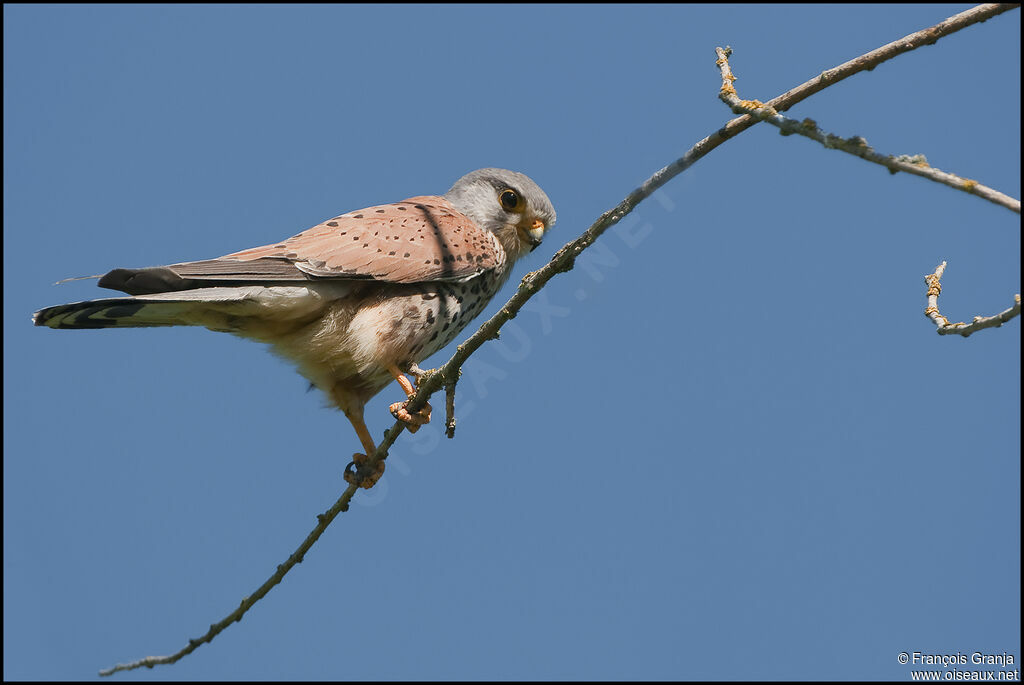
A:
443;168;556;259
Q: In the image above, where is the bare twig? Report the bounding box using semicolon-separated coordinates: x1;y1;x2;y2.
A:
99;4;1018;676
762;4;1019;114
924;262;1022;337
715;47;1021;214
445;376;458;439
98;491;349;676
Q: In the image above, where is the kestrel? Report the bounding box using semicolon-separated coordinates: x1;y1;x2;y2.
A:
34;168;556;488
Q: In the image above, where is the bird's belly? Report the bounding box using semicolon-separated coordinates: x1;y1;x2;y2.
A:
262;276;503;406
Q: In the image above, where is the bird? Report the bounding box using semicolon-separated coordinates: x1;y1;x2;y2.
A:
33;168;556;488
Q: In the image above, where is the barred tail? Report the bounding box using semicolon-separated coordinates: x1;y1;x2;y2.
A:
33;284;334;331
33;297;196;329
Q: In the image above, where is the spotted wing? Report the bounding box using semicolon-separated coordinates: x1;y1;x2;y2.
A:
99;196;505;295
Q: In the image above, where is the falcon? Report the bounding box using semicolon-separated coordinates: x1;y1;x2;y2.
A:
33;168;556;488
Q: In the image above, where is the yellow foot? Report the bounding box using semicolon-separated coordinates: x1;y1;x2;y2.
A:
390;399;432;433
344;452;385;489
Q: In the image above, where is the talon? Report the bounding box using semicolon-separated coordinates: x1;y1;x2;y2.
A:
343;452;385;489
390;399;432;433
387;364;431;432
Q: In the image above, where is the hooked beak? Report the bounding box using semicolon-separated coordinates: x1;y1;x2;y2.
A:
520;218;546;252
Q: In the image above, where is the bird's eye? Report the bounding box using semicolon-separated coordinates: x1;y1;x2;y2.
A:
499;189;520;210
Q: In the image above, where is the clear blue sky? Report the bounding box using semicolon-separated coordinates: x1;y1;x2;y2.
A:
4;4;1020;680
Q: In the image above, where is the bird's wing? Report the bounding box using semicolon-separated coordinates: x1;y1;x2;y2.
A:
99;196;505;295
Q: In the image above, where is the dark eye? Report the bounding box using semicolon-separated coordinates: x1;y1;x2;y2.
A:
499;189;519;210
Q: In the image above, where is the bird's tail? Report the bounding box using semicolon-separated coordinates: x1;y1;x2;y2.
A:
33;297;194;329
32;285;324;331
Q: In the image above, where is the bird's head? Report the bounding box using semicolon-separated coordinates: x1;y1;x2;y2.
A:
444;168;556;261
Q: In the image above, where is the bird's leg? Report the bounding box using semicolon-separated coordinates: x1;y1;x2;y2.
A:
387;364;431;433
332;386;385;489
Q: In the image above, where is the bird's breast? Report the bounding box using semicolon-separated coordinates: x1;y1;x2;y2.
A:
352;272;507;369
268;271;510;406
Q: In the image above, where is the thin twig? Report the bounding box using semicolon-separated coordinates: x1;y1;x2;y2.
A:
98;489;351;676
763;4;1019;114
715;47;1021;214
445;376;458;439
924;262;1022;337
99;4;1018;676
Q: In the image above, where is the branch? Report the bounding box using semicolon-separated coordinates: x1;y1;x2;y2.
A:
715;47;1021;214
762;4;1020;114
99;3;1018;676
444;376;458;439
924;262;1022;337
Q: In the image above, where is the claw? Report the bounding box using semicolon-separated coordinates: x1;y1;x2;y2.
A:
390;399;432;433
343;452;386;489
387;363;433;432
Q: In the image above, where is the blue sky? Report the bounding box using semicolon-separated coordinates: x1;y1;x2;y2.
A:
4;4;1019;680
